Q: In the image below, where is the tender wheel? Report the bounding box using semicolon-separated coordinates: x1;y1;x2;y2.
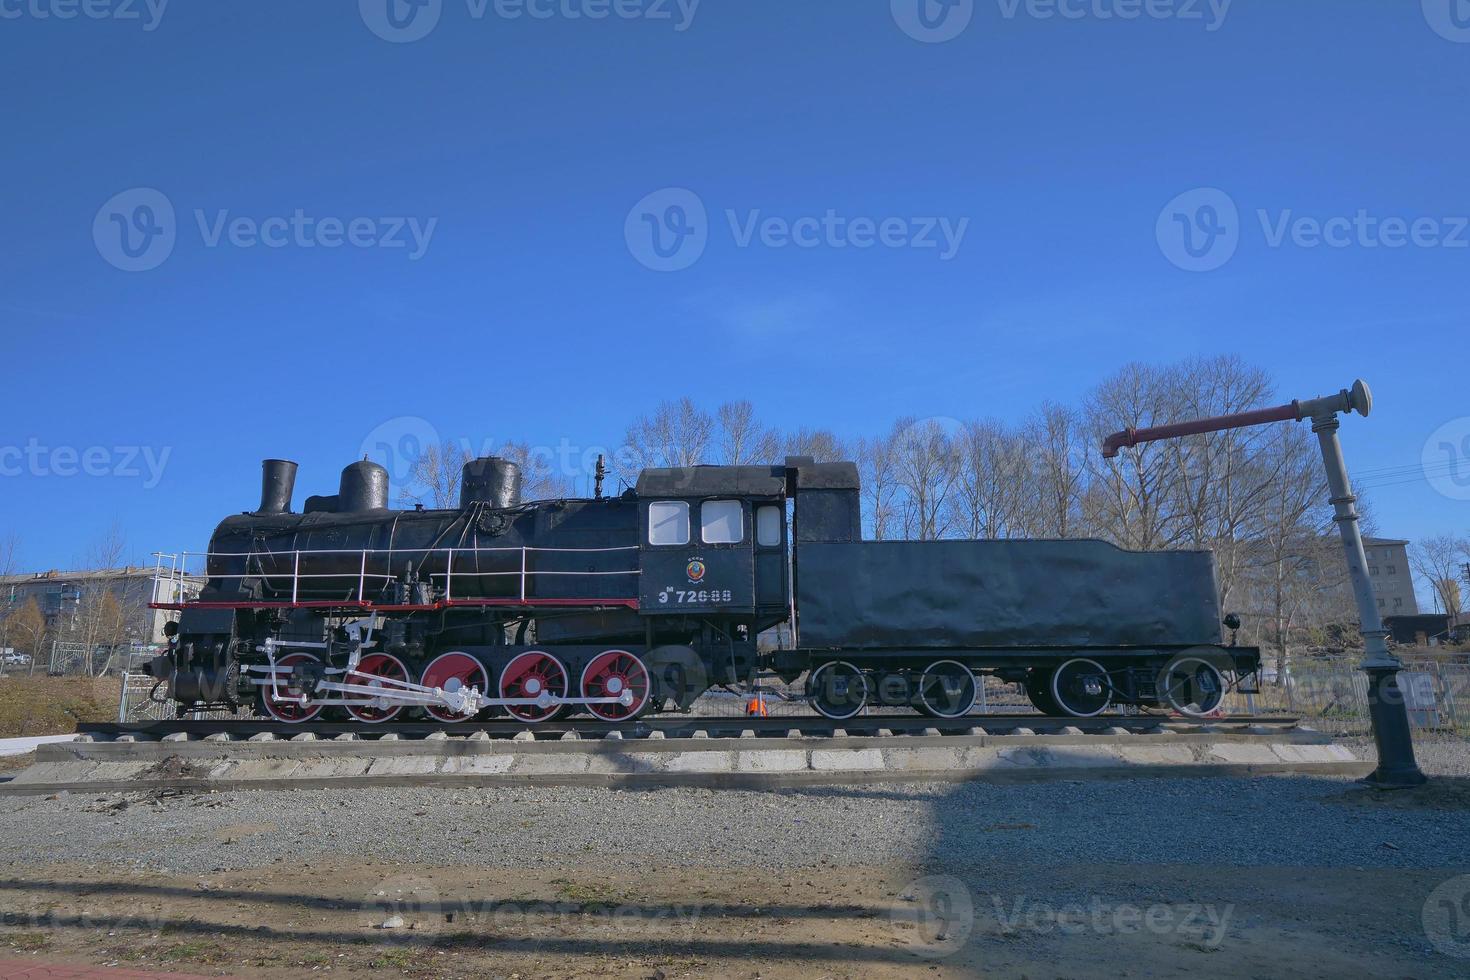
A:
1159;655;1226;717
420;652;491;723
1050;658;1113;718
917;660;977;718
344;653;412;724
580;649;652;722
808;661;868;721
500;651;569;723
1023;668;1062;716
260;652;324;724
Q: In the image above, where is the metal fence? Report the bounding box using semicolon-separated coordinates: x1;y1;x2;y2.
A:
1226;662;1470;736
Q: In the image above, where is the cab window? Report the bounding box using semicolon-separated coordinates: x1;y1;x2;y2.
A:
648;501;690;546
701;500;743;544
756;505;782;547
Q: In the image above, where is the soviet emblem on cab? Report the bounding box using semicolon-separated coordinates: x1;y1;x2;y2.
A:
686;558;706;584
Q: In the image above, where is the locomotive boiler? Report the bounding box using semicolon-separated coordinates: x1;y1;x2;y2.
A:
147;451;1260;724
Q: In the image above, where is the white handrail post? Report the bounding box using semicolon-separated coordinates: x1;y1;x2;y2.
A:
446;548;454;602
292;551;300;605
520;548;527;602
359;550;367;603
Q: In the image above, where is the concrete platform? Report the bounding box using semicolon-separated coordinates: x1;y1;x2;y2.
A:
0;727;1367;793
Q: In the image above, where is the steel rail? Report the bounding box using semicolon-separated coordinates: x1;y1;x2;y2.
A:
78;713;1302;742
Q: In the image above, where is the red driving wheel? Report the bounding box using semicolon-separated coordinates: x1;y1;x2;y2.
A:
420;652;491;723
580;649;651;722
344;653;411;724
260;652;323;724
499;651;569;723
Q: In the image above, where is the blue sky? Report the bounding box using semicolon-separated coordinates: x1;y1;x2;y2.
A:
1;0;1467;575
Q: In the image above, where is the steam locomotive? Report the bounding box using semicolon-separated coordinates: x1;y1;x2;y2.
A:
146;453;1260;723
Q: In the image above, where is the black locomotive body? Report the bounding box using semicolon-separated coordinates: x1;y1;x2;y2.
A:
148;453;1260;724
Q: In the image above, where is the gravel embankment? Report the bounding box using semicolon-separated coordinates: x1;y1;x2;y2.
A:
1;738;1466;876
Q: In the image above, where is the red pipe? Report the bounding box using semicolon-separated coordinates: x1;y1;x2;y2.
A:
1101;402;1301;458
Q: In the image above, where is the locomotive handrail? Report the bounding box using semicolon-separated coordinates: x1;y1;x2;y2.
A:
151;545;640;610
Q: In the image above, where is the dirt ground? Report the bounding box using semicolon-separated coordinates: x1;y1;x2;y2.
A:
0;855;1464;979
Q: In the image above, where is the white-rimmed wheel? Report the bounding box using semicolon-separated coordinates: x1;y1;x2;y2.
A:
808;661;868;721
917;660;978;719
499;651;569;723
420;652;491;723
1158;654;1227;717
1050;658;1113;718
260;652;324;724
580;649;652;722
344;653;412;724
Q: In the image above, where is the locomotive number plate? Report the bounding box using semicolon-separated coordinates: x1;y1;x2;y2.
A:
658;587;735;605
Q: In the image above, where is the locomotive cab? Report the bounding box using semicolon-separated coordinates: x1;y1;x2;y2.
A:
635;465;788;629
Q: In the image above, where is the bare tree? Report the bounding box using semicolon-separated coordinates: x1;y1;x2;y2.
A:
497;440;574;500
1022;404;1088;539
1411;534;1468;618
1233;426;1345;678
6;597;45;676
783;427;847;464
0;533;17;677
69;525;141;676
952;420;1027;540
716;400;780;465
854;434;899;540
619;398;715;480
890;418;960;541
399;440;469;509
1083;363;1181;550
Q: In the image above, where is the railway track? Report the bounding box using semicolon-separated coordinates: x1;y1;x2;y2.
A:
77;713;1304;743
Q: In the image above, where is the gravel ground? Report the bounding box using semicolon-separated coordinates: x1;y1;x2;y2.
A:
0;738;1465;877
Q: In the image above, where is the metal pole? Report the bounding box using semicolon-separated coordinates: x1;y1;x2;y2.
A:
1308;404;1426;786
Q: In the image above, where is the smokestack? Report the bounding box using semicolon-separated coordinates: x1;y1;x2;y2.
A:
258;459;298;514
460;457;523;510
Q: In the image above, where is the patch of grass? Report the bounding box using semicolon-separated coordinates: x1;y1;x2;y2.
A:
368;946;422;969
155;940;232;965
553;878;623;905
0;676;120;737
5;931;51;952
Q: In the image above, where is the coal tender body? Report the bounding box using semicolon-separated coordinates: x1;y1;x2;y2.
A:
148;454;1259;724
